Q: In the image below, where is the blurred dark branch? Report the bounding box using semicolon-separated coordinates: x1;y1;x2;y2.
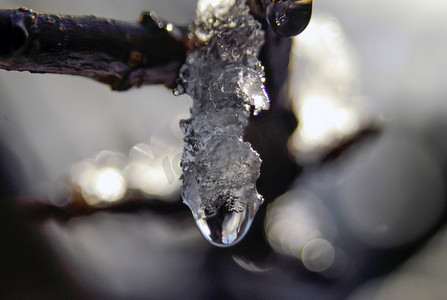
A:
318;126;381;166
247;0;271;20
0;7;187;90
245;1;299;205
19;194;188;223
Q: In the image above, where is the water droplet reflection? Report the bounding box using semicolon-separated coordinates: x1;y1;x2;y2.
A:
195;201;255;247
232;256;269;273
267;0;313;37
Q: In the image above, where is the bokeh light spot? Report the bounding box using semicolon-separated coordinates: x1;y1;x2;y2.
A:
91;168;127;203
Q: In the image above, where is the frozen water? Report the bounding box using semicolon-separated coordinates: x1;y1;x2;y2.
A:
176;0;269;246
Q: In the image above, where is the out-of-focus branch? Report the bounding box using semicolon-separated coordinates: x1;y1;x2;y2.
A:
0;7;187;90
247;0;271;20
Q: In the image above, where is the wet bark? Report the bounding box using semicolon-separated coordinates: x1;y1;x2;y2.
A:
0;7;187;90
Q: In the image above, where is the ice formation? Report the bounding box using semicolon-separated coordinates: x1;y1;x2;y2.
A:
175;0;269;246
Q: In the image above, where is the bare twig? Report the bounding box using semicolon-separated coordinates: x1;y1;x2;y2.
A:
0;7;187;90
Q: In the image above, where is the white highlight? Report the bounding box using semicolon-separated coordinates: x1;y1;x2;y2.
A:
91;168;127;203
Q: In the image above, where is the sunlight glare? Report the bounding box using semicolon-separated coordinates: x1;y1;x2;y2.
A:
91;168;127;203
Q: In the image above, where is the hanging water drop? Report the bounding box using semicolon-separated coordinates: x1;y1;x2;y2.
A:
266;0;313;37
195;200;260;246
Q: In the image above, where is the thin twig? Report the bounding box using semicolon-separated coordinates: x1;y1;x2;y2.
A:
0;7;187;90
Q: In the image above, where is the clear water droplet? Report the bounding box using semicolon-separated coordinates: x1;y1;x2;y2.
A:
195;201;257;247
266;0;313;37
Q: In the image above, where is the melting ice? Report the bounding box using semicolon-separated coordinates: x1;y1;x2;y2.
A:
176;0;269;246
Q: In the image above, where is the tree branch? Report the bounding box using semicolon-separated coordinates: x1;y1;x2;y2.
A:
0;7;187;90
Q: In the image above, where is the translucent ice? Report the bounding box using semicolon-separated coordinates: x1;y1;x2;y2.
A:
176;0;269;246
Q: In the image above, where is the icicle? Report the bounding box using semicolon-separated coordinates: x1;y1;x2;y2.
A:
175;0;269;246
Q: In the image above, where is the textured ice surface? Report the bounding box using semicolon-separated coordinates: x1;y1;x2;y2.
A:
176;0;269;246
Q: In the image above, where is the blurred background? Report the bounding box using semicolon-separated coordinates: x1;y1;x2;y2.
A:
1;0;447;299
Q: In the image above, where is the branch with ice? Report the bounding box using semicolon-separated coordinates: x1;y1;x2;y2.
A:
176;0;269;246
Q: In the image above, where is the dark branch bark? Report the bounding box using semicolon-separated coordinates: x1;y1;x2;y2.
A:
0;7;187;90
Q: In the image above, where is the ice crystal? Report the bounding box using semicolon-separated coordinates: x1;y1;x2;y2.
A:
176;0;269;246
